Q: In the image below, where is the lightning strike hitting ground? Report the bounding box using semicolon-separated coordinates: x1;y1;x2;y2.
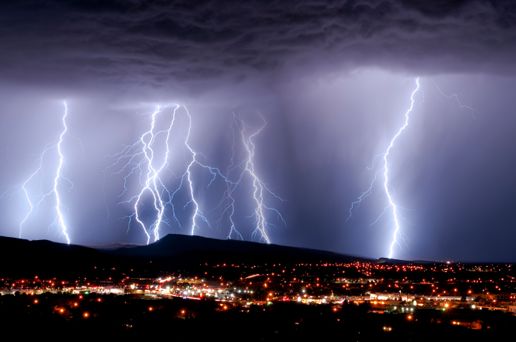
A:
206;113;285;242
112;105;283;244
384;78;420;258
54;101;71;244
170;106;234;237
347;77;478;258
113;105;232;243
133;105;179;244
346;78;420;259
112;105;180;244
216;115;244;240
182;107;206;236
237;115;285;243
19;101;71;244
225;116;246;240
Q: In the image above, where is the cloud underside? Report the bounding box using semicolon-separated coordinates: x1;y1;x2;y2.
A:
1;0;516;89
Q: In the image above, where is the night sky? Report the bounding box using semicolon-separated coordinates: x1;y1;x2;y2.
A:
1;0;516;262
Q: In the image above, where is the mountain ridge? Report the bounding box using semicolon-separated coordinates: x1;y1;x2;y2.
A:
0;233;370;277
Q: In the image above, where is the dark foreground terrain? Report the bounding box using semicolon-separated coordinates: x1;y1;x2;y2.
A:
0;235;514;340
1;293;514;341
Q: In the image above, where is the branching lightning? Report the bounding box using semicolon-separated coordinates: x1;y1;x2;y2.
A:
242;118;270;242
112;104;284;245
54;101;71;244
220;115;244;240
345;171;378;223
181;106;215;236
131;105;176;244
215;113;285;242
19;101;71;244
171;106;235;237
346;77;477;258
19;145;53;238
384;78;420;259
113;105;234;244
432;81;477;117
346;78;420;259
111;105;179;244
237;115;285;243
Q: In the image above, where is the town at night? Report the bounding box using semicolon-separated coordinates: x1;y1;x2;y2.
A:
0;235;515;339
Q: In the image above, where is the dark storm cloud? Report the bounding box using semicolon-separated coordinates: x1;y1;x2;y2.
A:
1;0;516;90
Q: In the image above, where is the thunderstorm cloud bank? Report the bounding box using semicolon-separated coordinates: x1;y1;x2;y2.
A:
1;0;516;90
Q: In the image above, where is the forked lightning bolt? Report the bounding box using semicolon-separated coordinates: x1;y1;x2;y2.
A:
241;118;270;243
171;106;232;237
19;101;71;244
112;105;283;244
345;172;378;223
432;81;477;117
346;78;420;258
112;105;179;244
216;114;284;242
54;101;71;244
180;106;209;236
113;105;232;243
385;78;420;258
221;115;244;240
133;105;180;244
238;115;285;243
19;144;52;238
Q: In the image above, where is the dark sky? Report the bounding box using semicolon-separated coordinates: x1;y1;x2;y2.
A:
1;0;516;261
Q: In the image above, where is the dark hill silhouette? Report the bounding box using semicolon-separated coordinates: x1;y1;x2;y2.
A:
0;234;371;277
0;236;105;277
114;234;366;263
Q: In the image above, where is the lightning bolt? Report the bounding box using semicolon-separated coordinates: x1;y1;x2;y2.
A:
183;107;205;236
113;105;283;244
432;80;477;117
346;153;385;221
385;77;420;258
174;106;233;237
132;105;176;244
346;78;420;259
113;105;232;243
19;101;71;244
237;114;285;243
54;101;71;244
199;112;285;242
19;144;53;238
222;115;244;240
345;171;378;223
347;77;476;258
112;105;179;244
225;189;243;240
